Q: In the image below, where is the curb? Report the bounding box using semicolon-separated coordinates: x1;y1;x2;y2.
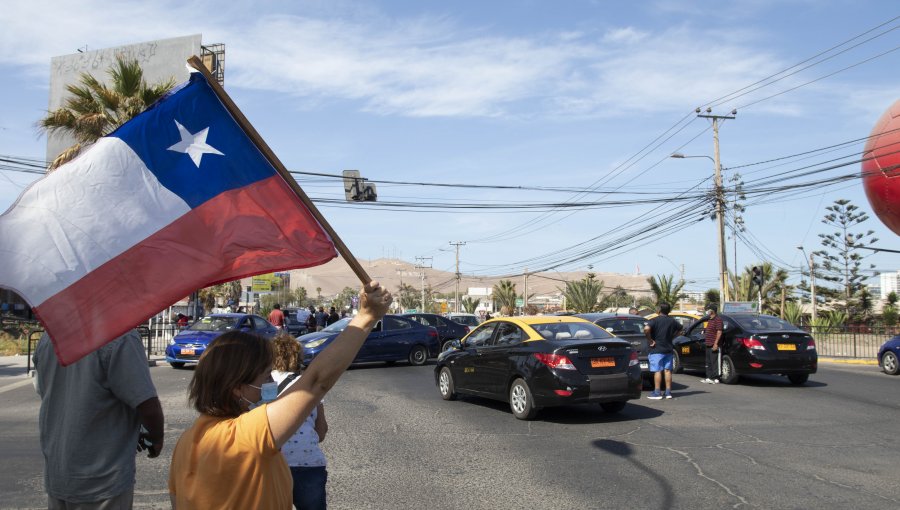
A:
818;357;878;366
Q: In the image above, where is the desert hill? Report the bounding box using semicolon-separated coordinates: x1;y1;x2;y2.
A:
286;257;652;300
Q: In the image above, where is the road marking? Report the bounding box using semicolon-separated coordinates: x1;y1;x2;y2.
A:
0;378;34;395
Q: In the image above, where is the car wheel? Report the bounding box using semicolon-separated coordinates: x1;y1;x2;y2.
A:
438;367;457;401
408;345;428;366
787;373;809;385
441;340;455;352
672;352;683;374
509;378;538;420
600;401;626;413
170;362;185;369
719;355;739;384
882;351;900;375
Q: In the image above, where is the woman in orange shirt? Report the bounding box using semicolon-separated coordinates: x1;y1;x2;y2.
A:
169;282;391;509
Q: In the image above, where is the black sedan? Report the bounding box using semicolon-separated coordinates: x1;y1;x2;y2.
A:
673;313;817;385
435;316;641;420
575;313;650;381
402;312;471;352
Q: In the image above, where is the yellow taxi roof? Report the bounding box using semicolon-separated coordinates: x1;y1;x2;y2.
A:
482;315;592;327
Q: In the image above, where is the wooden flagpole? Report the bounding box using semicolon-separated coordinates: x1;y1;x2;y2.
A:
186;56;371;285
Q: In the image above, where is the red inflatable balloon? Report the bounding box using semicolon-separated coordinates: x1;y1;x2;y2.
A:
862;99;900;236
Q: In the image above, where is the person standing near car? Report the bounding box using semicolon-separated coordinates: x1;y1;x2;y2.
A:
326;306;340;326
644;302;682;399
269;303;286;330
702;304;724;384
271;332;329;510
306;305;318;333
315;306;328;331
33;330;165;508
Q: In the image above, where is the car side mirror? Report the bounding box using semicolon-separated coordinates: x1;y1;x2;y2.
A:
673;335;691;346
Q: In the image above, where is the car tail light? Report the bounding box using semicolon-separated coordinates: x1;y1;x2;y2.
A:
534;353;576;370
806;339;816;350
628;350;639;367
464;326;470;334
554;389;573;397
427;329;438;338
739;337;765;350
750;362;763;368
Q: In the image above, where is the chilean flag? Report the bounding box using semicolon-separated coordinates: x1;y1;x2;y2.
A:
0;71;337;365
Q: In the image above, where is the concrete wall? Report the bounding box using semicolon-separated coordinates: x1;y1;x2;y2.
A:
46;34;202;162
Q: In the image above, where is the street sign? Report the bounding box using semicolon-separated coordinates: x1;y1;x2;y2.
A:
515;298;524;307
405;308;418;313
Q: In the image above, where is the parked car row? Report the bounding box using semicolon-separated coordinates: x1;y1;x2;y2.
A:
165;309;851;422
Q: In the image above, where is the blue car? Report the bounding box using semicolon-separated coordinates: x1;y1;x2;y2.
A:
300;315;440;366
165;313;278;368
878;335;900;375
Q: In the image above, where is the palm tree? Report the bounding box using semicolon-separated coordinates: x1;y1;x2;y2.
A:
562;275;604;313
39;56;176;170
492;280;518;313
648;274;684;306
461;297;481;314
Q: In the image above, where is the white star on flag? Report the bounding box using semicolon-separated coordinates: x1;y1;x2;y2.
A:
167;120;224;167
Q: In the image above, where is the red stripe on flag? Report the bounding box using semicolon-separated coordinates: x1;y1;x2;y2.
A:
36;175;337;365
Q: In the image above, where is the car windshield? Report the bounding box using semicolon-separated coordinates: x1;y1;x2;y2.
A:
188;316;238;332
449;315;480;327
530;322;614;341
323;317;351;332
595;318;647;335
733;315;802;332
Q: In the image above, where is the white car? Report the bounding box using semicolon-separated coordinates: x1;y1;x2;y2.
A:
445;313;481;328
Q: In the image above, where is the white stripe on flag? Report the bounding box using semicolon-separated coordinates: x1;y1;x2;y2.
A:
0;137;190;305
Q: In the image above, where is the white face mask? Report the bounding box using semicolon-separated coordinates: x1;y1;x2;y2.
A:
244;381;278;410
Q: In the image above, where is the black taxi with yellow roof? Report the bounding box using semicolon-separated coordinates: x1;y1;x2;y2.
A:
434;315;641;420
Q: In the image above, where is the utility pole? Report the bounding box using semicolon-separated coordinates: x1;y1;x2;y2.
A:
450;242;466;313
679;263;685;311
414;256;432;313
809;252;817;322
523;268;528;315
798;246;818;323
697;108;736;304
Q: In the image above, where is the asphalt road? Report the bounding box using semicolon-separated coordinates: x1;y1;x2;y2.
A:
1;359;898;509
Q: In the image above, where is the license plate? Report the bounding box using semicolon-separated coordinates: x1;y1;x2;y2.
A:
777;343;796;351
180;348;195;355
640;362;649;369
591;357;615;368
682;346;690;354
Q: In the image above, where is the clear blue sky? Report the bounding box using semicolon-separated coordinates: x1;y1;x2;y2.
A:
1;1;898;296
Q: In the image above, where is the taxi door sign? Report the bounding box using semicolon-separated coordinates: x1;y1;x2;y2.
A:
723;301;758;313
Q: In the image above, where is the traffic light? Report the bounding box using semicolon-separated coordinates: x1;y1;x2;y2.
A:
751;266;763;286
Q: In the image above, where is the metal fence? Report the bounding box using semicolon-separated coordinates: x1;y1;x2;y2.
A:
136;319;181;358
803;325;897;360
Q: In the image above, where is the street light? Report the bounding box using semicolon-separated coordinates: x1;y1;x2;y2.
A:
797;246;817;321
658;254;685;311
671;152;730;304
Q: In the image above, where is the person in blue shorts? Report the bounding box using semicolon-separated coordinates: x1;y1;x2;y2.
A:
643;302;683;399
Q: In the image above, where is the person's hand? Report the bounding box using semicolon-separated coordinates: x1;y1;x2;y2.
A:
712;344;719;352
137;430;163;458
358;281;392;320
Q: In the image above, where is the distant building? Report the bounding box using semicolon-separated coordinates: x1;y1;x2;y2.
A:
880;270;900;300
47;34;223;162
